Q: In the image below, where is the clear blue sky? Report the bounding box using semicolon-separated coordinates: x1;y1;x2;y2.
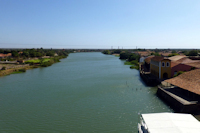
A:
0;0;200;49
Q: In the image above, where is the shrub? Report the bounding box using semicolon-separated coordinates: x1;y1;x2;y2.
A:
120;52;130;59
130;65;139;70
1;66;6;70
19;68;26;72
173;71;184;77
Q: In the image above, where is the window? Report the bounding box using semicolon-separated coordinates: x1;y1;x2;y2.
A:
162;62;165;67
166;62;170;67
174;71;177;75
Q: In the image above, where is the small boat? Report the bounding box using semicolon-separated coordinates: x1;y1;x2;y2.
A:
138;112;200;133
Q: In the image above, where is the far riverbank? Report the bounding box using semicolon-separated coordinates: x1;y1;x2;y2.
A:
0;56;68;77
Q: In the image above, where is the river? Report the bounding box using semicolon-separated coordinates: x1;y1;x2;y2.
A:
0;52;172;132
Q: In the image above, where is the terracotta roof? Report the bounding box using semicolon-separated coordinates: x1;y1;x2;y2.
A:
0;53;12;57
165;69;200;95
168;55;186;61
137;51;151;56
144;56;155;64
151;56;165;62
171;62;179;67
184;62;200;68
159;52;172;57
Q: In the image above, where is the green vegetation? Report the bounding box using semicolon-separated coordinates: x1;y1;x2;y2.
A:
151;52;161;56
11;71;23;74
168;53;179;57
1;67;6;70
19;68;26;72
10;68;26;74
130;65;139;69
25;57;61;67
25;59;41;64
124;60;139;70
119;52;131;59
102;50;111;54
0;48;72;60
182;50;199;56
173;71;184;77
188;50;198;56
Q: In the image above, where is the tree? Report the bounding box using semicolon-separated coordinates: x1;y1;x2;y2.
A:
128;53;140;61
172;50;176;53
188;50;198;56
22;51;29;58
102;50;110;54
46;51;55;56
119;52;130;59
113;50;122;54
11;51;19;57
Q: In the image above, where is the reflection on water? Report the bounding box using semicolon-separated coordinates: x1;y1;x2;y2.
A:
0;52;172;132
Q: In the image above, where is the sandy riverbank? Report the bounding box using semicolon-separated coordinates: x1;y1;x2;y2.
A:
0;65;38;76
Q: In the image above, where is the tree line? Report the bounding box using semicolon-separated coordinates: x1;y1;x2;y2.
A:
0;48;73;59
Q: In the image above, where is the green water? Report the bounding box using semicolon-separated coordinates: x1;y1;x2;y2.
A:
0;52;172;132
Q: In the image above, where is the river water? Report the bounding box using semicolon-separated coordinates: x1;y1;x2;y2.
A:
0;52;172;132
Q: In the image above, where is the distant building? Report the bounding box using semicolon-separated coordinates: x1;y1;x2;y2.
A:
0;53;12;58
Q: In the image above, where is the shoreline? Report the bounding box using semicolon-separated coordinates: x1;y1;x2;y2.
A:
0;56;68;77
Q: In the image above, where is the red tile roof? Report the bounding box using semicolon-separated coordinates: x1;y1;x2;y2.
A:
168;55;186;61
144;56;155;64
165;69;200;95
171;62;179;67
184;62;200;68
0;53;12;57
151;56;164;62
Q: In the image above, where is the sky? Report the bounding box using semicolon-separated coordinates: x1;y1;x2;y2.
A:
0;0;200;49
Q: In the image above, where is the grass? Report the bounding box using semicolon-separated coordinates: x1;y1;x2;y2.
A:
130;65;139;70
124;61;133;65
25;58;51;64
25;59;41;63
11;71;23;74
42;58;51;62
124;60;139;70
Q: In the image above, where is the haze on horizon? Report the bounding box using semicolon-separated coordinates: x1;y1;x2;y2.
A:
0;0;200;49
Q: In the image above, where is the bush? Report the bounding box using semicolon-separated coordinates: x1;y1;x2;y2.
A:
102;50;110;54
188;50;198;56
130;65;139;70
128;53;140;61
1;66;6;70
120;52;130;59
19;68;26;72
41;62;52;67
173;71;184;77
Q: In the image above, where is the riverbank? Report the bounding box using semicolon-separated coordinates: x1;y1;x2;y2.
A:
0;65;34;76
0;56;68;77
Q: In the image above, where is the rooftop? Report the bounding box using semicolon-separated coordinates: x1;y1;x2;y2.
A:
151;56;169;62
165;69;200;95
184;62;200;68
168;55;186;61
141;112;200;133
144;55;155;64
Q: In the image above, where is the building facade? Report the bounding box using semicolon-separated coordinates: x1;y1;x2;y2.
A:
150;57;171;79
